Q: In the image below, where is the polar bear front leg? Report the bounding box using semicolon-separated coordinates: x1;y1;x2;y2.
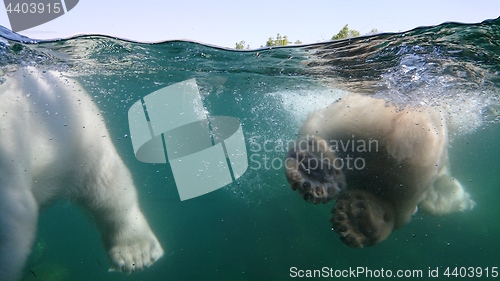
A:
104;204;164;273
0;111;39;281
0;176;38;281
77;153;164;273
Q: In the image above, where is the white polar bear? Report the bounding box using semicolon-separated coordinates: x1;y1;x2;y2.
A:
285;94;475;248
0;67;163;281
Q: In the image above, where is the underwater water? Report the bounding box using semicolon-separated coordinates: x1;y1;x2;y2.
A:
1;17;499;281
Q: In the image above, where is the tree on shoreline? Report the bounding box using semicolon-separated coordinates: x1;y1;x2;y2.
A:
234;33;300;49
332;24;360;40
234;25;369;49
235;41;250;50
266;33;289;47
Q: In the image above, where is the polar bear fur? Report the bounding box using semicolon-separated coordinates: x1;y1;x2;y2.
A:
0;67;163;281
285;94;475;247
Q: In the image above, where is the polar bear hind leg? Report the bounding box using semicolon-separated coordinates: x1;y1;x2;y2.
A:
285;135;347;204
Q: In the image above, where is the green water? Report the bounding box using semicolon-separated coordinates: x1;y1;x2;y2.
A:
1;18;500;281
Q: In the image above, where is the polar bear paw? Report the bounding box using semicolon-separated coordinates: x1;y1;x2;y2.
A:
285;136;346;203
108;231;164;273
331;190;395;248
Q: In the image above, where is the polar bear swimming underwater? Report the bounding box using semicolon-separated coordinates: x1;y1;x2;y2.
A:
285;94;476;248
0;67;163;281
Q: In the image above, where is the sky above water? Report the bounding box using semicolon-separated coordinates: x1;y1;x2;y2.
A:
0;0;499;48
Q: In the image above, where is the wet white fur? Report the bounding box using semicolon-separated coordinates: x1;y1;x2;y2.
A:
0;67;163;281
